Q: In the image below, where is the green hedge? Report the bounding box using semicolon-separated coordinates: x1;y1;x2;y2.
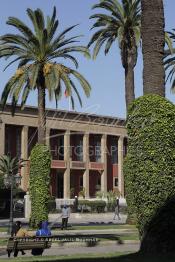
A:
78;200;106;213
29;144;51;227
124;95;175;251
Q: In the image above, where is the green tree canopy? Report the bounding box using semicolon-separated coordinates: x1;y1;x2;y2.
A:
88;0;141;110
0;7;91;143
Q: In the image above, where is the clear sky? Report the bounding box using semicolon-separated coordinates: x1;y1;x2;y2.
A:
0;0;174;118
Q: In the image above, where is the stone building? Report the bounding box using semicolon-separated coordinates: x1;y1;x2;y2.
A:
0;105;127;199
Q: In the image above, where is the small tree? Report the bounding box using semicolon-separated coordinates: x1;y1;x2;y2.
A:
124;94;175;253
29;144;51;227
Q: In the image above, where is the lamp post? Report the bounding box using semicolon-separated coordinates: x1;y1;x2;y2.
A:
4;173;22;236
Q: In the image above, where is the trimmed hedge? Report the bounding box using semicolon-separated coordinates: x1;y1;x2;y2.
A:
78;200;106;213
124;95;175;252
29;144;51;227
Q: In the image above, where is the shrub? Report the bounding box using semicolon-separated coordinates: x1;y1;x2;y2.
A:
124;95;175;251
88;200;106;213
29;144;51;227
78;200;106;213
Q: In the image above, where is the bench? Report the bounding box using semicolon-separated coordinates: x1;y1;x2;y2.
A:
7;236;52;257
7;235;97;257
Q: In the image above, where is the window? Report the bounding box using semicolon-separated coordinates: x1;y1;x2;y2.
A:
76;139;83;161
113;177;118;188
95;141;101;162
111;145;118;164
110;137;118;164
79;176;83;190
58;136;64;160
96;176;101;191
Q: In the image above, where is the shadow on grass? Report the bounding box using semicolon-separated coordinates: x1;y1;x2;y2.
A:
41;252;175;262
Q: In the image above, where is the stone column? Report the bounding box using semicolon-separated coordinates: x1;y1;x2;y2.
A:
46;127;50;148
21;126;29;191
101;134;107;193
83;132;89;198
24;192;31;218
118;136;124;197
64;131;70;199
0;122;5;156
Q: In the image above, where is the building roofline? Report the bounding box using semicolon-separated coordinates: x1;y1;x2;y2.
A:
1;104;126;127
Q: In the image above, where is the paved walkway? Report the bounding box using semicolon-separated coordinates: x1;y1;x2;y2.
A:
0;213;127;228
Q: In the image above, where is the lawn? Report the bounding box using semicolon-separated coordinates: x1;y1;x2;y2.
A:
0;252;175;262
70;225;136;231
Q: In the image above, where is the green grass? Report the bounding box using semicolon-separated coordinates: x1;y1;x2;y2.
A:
1;252;175;262
0;227;7;232
67;225;137;231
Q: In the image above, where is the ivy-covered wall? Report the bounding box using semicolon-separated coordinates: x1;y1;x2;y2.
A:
29;144;51;227
124;95;175;252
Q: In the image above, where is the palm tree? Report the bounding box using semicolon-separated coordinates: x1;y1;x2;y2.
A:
0;7;91;144
164;30;175;90
141;0;165;96
0;155;22;177
88;0;141;111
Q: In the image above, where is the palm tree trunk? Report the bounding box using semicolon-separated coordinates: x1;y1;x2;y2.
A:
125;64;135;112
38;84;46;145
141;0;165;96
123;44;137;113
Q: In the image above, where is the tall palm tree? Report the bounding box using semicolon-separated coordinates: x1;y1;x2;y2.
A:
141;0;165;96
0;7;91;144
164;30;175;90
88;0;141;111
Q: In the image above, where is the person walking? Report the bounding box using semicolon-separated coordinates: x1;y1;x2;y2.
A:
113;197;121;220
61;204;70;230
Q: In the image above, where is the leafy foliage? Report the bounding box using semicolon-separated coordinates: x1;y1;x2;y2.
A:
124;95;175;237
78;199;106;213
0;6;91;113
29;144;51;227
88;0;141;62
0;155;24;189
164;29;175;90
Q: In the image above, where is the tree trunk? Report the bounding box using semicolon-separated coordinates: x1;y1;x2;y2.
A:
141;0;165;96
122;44;137;113
125;63;135;112
37;74;46;144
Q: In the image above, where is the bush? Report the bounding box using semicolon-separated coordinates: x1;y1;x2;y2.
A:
124;95;175;251
89;200;106;213
29;144;51;227
78;200;106;213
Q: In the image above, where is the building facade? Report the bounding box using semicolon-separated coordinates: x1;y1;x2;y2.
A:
0;105;127;199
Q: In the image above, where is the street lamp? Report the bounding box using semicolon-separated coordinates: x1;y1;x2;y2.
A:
4;173;22;236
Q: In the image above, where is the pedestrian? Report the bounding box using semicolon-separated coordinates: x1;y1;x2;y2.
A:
13;221;32;257
61;204;70;230
113;197;121;220
32;221;51;256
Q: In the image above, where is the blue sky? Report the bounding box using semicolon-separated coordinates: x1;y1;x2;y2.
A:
0;0;174;118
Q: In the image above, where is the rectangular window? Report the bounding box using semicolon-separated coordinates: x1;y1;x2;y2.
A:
95;141;101;162
77;139;83;161
79;176;83;190
113;177;118;188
